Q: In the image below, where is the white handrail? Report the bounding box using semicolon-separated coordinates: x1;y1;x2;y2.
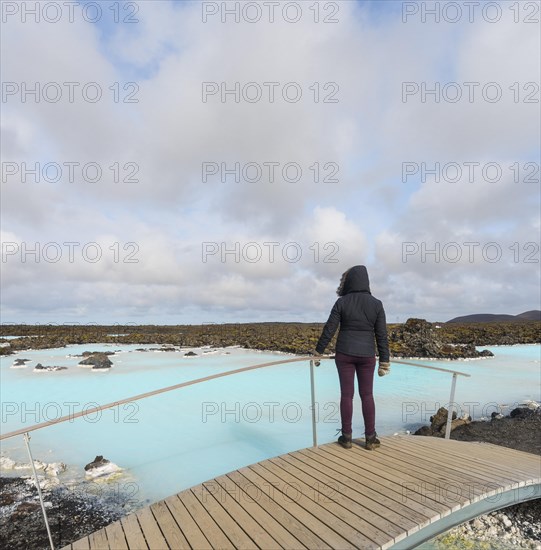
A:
2;353;470;550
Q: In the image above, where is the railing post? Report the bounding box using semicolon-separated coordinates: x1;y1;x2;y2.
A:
444;373;458;440
23;433;55;550
309;360;318;447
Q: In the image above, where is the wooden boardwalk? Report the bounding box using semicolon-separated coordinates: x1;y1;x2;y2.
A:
62;436;541;550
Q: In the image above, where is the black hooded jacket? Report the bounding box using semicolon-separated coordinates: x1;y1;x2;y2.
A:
315;266;390;361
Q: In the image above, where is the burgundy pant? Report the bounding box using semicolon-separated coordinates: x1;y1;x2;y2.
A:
335;351;376;436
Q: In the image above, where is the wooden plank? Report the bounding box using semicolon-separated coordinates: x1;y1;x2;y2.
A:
120;513;148;550
247;462;357;549
286;450;429;532
191;484;258;549
149;500;190;549
234;467;330;550
383;437;522;485
301;447;441;521
180;489;235;549
347;442;500;497
104;523;128;550
303;447;445;519
198;478;280;548
418;438;541;475
259;459;380;549
135;504;170;549
446;438;541;461
227;471;314;548
165;494;213;549
411;437;541;477
320;445;456;514
88;528;108;550
71;538;90;550
220;472;304;548
271;455;403;544
389;437;536;481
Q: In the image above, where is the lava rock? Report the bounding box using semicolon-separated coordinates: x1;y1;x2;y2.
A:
78;353;113;369
34;363;68;372
84;456;122;479
510;407;535;419
389;318;493;358
414;407;471;437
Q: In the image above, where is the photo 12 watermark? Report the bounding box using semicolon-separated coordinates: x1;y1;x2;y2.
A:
201;241;340;264
401;480;540;507
201;81;339;103
201;161;339;183
1;82;140;103
402;1;540;24
201;400;339;424
2;161;140;184
402;162;540;184
400;400;532;424
201;1;340;24
402;81;539;103
62;480;143;508
401;242;540;264
1;400;140;425
1;241;140;264
199;478;340;505
1;1;139;24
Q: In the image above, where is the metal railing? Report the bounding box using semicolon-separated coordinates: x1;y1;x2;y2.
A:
0;354;470;550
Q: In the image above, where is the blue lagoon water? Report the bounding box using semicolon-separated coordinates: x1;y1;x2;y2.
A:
1;344;539;507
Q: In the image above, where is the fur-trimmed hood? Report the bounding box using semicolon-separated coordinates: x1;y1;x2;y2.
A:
337;265;371;296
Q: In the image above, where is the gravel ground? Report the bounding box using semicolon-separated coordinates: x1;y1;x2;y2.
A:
0;476;141;550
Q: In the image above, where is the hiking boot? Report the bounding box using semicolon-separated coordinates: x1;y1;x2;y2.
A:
337;432;352;449
365;433;381;450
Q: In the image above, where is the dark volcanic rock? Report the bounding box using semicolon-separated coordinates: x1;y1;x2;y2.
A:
34;363;68;372
390;318;493;358
13;358;31;366
414;425;433;437
430;407;457;431
84;456;110;472
510;407;536;419
414;406;471;437
184;351;197;356
78;353;113;369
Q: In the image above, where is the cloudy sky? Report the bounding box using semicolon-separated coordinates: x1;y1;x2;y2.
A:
1;0;540;325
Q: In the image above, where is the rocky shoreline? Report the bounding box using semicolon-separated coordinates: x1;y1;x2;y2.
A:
2;318;539;358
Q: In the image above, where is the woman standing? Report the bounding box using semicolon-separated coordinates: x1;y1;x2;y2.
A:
314;265;390;450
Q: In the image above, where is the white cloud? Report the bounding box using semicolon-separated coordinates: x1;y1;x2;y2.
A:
1;1;539;323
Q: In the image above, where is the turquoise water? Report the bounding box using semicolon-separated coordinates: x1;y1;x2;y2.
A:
1;344;539;506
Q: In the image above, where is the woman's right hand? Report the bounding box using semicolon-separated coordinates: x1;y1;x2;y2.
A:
378;362;391;376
